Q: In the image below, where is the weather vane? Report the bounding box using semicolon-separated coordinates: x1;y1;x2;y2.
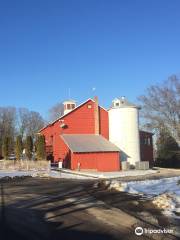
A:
68;88;71;99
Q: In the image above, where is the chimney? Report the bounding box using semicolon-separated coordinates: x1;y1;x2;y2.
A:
94;96;99;135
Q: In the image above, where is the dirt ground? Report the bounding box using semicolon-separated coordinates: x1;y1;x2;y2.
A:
89;181;180;238
0;170;179;240
111;168;180;182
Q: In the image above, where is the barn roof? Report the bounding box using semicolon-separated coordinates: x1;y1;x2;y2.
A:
61;134;120;153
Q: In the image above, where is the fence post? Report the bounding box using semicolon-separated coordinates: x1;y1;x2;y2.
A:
48;160;51;174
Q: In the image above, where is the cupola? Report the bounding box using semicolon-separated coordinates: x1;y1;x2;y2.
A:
63;99;76;115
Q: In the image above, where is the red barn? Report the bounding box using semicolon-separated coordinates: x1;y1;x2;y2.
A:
140;130;154;167
40;97;121;171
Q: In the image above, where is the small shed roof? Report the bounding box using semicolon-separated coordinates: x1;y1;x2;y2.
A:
61;134;120;153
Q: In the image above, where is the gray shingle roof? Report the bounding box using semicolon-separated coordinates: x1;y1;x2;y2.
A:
61;134;120;153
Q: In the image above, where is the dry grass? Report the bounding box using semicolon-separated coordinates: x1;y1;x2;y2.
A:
0;160;50;171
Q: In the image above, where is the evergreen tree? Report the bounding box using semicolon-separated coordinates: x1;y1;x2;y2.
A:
15;135;23;161
156;128;180;167
25;136;33;160
36;135;46;160
2;137;11;160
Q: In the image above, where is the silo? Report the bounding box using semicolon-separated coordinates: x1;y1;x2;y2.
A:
108;97;141;166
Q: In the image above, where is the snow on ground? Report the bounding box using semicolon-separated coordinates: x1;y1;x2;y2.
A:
0;169;158;180
0;170;94;180
0;170;37;178
49;170;94;179
61;169;157;178
107;176;180;219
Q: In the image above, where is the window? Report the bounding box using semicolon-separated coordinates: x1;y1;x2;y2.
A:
148;137;151;146
71;104;75;109
115;102;119;107
87;104;92;109
67;104;71;109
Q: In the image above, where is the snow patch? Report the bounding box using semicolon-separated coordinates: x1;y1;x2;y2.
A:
49;170;94;179
0;169;95;180
106;176;180;219
0;170;37;178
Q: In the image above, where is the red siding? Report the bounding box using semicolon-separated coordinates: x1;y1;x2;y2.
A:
40;99;109;162
72;152;120;172
72;153;97;170
99;107;109;139
57;99;95;135
140;131;154;166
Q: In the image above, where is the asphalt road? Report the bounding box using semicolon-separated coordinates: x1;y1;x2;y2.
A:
0;177;178;240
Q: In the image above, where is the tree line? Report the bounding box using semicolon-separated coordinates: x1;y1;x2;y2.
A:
1;75;180;166
0;107;46;160
2;135;46;160
139;75;180;168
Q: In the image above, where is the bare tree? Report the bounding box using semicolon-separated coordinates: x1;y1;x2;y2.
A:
0;107;16;156
0;106;44;156
17;108;45;138
138;75;180;143
26;111;45;138
48;102;64;122
18;108;30;138
0;107;16;139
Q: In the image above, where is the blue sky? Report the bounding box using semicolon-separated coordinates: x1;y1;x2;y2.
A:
0;0;180;119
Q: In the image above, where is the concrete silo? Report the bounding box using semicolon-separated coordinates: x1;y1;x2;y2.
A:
108;97;141;166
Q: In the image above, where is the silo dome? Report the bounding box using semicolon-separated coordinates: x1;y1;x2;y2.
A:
108;97;141;166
